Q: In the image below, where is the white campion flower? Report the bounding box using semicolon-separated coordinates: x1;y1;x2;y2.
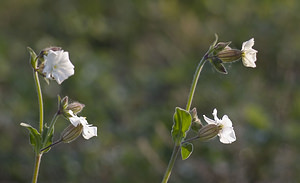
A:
241;38;258;68
203;108;236;144
43;50;75;84
68;110;97;140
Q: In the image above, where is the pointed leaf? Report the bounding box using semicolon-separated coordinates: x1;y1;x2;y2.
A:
210;58;228;74
171;107;192;145
20;123;42;154
181;142;194;160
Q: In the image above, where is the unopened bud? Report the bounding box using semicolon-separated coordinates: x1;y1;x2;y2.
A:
198;124;220;142
217;49;242;63
214;42;231;53
61;96;69;110
66;102;85;115
190;108;203;132
61;124;83;143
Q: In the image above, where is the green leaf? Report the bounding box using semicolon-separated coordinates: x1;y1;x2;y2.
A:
27;47;38;69
181;142;193;160
20;123;42;154
41;124;54;153
209;58;228;74
171;107;192;145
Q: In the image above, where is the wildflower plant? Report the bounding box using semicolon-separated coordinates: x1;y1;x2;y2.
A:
161;35;257;183
21;47;97;183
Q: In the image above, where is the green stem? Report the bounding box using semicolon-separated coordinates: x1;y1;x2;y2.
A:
32;153;42;183
161;145;180;183
161;53;210;183
185;56;208;112
48;112;60;132
33;68;44;133
32;56;44;183
182;136;200;144
41;139;62;152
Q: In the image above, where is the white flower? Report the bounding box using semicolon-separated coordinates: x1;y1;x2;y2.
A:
43;50;74;84
68;110;97;139
241;38;258;68
203;108;236;144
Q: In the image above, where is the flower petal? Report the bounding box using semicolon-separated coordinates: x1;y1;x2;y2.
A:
212;108;220;122
203;115;216;124
242;38;255;51
43;50;75;84
82;124;97;139
219;127;236;144
221;115;233;127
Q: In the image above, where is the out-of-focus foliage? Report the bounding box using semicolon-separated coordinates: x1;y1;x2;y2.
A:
0;0;299;182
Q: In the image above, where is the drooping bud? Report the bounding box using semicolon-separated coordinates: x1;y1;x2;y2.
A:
198;124;220;142
217;49;242;63
61;124;83;143
190;108;203;132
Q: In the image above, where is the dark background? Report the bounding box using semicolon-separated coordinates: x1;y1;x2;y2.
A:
0;0;299;182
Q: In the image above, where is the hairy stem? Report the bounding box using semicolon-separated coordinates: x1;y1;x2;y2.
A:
32;153;42;183
161;145;180;183
33;65;44;133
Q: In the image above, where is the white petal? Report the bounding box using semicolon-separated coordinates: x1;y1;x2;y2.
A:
212;108;220;122
69;115;82;126
219;127;236;144
242;55;256;68
221;115;233;127
82;125;97;139
42;50;74;84
242;38;255;51
203;115;216;124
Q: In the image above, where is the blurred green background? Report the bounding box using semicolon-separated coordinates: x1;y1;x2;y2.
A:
0;0;299;182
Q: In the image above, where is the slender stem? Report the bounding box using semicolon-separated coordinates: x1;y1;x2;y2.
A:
32;56;44;183
41;139;62;152
182;136;200;144
161;145;180;183
161;56;208;183
32;153;43;183
33;70;44;133
185;55;208;112
161;53;209;183
48;112;60;132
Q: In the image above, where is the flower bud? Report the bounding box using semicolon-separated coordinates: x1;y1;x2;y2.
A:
190;108;203;132
198;124;220;142
61;96;69;110
214;42;231;53
61;124;83;143
217;49;242;63
66;102;85;115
